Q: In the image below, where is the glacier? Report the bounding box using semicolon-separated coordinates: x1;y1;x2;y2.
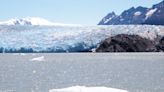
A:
0;24;164;53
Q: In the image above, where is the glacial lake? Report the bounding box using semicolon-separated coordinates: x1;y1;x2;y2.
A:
0;53;164;92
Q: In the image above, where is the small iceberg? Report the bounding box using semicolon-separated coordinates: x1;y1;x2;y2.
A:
30;56;45;62
49;86;128;92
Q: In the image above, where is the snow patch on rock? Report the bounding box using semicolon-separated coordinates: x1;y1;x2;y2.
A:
134;11;142;16
145;8;157;19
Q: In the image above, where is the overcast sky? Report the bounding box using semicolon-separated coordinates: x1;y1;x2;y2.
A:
0;0;162;25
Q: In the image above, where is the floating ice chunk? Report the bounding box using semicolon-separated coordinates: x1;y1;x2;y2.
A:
49;86;128;92
30;56;45;62
91;48;96;52
20;53;27;56
32;70;36;74
13;53;19;55
13;53;27;56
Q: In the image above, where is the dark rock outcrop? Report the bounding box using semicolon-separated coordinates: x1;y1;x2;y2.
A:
96;34;157;52
156;37;164;51
99;1;164;25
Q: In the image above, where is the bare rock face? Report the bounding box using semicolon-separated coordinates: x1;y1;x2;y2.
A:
96;34;157;52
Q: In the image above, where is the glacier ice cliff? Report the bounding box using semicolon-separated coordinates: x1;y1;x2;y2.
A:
0;25;164;53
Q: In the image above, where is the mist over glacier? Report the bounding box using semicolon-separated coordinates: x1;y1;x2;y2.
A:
0;24;164;53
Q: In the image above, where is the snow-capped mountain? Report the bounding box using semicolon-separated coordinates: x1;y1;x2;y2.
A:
99;1;164;25
0;17;81;26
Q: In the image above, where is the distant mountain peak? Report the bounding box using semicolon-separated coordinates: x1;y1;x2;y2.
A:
0;17;54;26
99;12;117;24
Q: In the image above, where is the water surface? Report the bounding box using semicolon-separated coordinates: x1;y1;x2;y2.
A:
0;53;163;92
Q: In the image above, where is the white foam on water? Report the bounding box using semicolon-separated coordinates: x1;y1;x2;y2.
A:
49;86;128;92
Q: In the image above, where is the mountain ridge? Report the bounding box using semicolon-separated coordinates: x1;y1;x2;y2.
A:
99;1;164;25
